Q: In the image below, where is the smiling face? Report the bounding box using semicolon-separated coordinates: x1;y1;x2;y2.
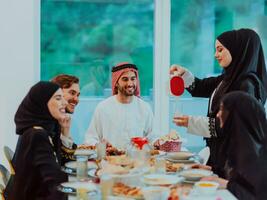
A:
62;83;80;113
47;89;67;121
215;40;232;68
116;71;137;97
216;103;230;128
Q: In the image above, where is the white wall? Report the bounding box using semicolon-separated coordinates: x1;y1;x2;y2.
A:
0;0;39;167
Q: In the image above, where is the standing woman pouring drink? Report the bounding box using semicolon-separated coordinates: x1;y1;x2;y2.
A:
5;81;73;200
171;28;267;177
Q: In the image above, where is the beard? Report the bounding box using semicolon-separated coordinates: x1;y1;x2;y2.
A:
65;99;78;114
117;85;136;96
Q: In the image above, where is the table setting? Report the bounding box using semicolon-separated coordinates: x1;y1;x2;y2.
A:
59;131;237;200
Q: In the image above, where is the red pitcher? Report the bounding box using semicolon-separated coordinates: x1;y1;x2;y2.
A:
131;137;148;150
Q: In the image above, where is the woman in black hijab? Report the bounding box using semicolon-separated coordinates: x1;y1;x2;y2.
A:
202;91;267;200
5;81;70;200
171;28;267;176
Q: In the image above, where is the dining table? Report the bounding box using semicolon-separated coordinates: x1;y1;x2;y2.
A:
61;148;237;200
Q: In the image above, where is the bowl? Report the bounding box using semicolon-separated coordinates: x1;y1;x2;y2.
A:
166;151;194;160
142;186;170;200
194;181;219;195
180;169;213;181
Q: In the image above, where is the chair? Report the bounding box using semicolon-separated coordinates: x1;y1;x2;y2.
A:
0;164;10;187
3;146;15;175
198;146;210;165
0;183;5;200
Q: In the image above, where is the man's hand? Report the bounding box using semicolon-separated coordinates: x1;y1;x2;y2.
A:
173;115;189;127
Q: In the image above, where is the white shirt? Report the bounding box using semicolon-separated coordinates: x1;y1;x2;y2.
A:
84;95;154;149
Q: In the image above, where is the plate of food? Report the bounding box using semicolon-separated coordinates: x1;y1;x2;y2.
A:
166;162;184;173
165;157;196;164
77;144;96;150
142;174;183;186
180;169;213;181
106;155;134;168
166;151;194;160
112;182;144;200
106;145;126;156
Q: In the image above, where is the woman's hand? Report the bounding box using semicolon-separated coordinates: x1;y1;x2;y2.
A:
170;64;186;76
59;114;71;137
200;176;229;189
173;115;189;127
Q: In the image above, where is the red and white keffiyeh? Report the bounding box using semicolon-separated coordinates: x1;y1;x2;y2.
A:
111;62;140;97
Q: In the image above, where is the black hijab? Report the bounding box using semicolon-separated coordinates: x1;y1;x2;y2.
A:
220;91;267;199
14;81;60;136
211;28;267;113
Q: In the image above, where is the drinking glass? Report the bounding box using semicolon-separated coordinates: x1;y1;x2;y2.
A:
76;155;88;180
76;188;88;200
174;102;183;118
155;156;166;173
100;174;113;200
96;142;106;160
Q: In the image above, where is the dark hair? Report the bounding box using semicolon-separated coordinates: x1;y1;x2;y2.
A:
51;74;79;89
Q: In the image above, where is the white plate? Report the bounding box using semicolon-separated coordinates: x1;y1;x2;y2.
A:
182;179;198;184
180;169;213;181
107;196;135;200
142;174;182;186
88;168;143;178
166;151;194;160
165;157;196;163
65;161;97;170
60;181;98;193
74;149;96;156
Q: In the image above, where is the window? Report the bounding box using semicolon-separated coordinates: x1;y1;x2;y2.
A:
41;0;267;147
41;0;154;97
170;0;267;152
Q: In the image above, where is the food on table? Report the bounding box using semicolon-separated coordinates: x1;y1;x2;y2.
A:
150;149;160;156
168;185;191;200
106;143;125;156
112;182;143;199
166;162;184;173
168;187;179;200
106;155;134;168
78;144;125;156
97;165;129;176
198;182;216;187
154;130;182;152
77;144;96;150
194;181;219;195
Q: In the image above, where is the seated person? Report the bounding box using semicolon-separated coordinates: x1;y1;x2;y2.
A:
51;74;80;153
5;81;74;200
201;91;267;200
84;62;154;149
51;74;80;114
